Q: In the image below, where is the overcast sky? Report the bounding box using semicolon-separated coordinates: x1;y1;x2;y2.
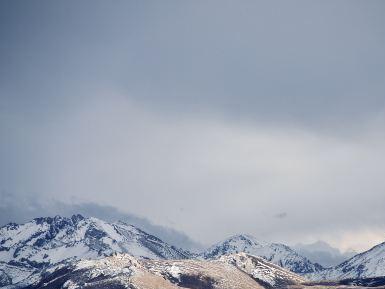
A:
1;0;385;252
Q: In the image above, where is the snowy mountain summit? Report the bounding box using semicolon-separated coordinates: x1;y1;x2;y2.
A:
0;214;189;265
201;234;324;274
0;214;190;287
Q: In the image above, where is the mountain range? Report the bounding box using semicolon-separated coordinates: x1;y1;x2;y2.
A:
0;214;190;288
1;214;385;289
22;253;306;289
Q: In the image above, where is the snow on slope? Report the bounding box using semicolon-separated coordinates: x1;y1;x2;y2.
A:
23;253;307;289
0;214;189;265
219;253;306;288
0;215;190;287
308;241;385;281
0;262;38;288
201;234;323;274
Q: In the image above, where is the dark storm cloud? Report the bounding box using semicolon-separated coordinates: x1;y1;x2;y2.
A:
1;1;385;251
1;1;385;129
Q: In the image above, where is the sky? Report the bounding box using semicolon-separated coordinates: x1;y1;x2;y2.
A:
1;0;385;253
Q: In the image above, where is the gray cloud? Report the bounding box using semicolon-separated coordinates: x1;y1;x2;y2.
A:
0;191;203;251
1;1;385;130
1;1;385;252
293;241;357;267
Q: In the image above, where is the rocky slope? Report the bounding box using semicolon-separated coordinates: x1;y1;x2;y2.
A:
219;253;306;288
20;253;307;289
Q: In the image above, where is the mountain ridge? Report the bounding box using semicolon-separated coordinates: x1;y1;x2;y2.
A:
0;214;191;287
21;252;305;289
2;214;385;288
201;234;324;274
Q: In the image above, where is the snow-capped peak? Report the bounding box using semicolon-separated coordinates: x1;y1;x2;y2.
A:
0;215;190;273
201;234;323;274
202;234;265;259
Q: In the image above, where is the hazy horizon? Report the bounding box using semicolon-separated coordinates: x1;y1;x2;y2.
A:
0;195;363;255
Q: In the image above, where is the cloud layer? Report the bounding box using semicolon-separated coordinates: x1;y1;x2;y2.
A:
1;1;385;252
